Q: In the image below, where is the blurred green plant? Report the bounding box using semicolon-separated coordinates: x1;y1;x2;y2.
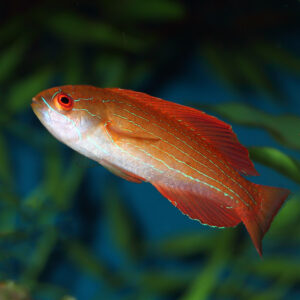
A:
0;281;30;300
0;1;299;300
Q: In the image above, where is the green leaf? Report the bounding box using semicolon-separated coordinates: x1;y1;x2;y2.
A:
268;194;300;235
95;54;127;87
0;17;25;45
201;44;240;93
181;230;234;300
201;102;300;150
33;282;69;300
247;257;300;283
235;54;282;100
0;208;17;234
44;148;87;210
21;229;57;286
252;42;300;74
248;286;289;300
55;155;87;210
153;232;217;258
63;46;82;85
65;241;123;287
105;182;144;260
0;37;29;83
44;13;147;52
61;296;77;300
0;281;31;300
116;0;185;22
0;131;13;187
249;147;300;184
44;143;63;205
140;270;192;294
8;68;53;114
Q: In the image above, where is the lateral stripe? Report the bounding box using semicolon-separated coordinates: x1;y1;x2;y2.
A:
125;141;237;202
108;99;255;205
113;112;250;206
76;98;254;206
103;122;164;174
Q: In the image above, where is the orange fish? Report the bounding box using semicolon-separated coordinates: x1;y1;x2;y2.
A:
31;85;290;255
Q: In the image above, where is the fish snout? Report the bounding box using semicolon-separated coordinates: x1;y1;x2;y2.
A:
31;96;42;113
31;97;41;109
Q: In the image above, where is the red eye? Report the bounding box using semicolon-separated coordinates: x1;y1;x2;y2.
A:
55;93;74;110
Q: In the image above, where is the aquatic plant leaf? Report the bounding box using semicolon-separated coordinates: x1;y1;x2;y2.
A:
44;143;63;206
0;131;13;187
61;296;77;300
201;44;240;93
0;38;29;83
23;185;48;211
95;55;127;87
64;241;123;287
234;53;282;100
21;229;57;286
246;258;300;282
248;286;289;300
249;147;300;184
116;0;185;21
140;270;192;294
0;281;31;300
153;232;217;258
216;276;288;300
252;42;300;74
33;283;70;300
0;208;17;234
44;13;147;52
181;230;234;300
63;46;82;85
0;17;25;45
8;69;53;114
202;102;300;150
44;147;87;210
55;155;88;210
104;182;144;260
269;194;300;234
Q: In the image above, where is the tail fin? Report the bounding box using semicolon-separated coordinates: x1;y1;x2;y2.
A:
241;184;290;256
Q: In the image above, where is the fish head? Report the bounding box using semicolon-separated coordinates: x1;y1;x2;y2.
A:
31;85;104;144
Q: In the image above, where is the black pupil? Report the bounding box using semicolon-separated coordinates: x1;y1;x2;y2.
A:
60;96;70;104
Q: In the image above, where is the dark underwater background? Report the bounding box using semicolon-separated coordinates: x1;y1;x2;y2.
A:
0;0;300;299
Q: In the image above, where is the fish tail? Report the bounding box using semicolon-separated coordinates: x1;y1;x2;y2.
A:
241;184;290;256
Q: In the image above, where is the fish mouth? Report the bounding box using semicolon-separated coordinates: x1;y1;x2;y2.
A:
31;97;37;105
31;97;42;116
31;97;41;110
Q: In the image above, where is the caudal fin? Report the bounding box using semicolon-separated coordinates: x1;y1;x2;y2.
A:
241;184;290;256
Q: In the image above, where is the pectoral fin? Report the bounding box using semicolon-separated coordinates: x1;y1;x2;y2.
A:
105;122;160;142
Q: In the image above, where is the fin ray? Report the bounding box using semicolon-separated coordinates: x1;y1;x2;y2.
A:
153;183;241;227
240;184;290;256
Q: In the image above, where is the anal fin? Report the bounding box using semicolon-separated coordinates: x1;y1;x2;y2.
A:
153;183;241;227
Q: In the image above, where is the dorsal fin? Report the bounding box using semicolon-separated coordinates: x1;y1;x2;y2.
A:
110;88;259;176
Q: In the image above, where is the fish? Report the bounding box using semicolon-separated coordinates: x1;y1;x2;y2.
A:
31;85;290;256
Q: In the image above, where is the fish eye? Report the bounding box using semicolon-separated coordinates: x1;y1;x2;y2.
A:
54;93;74;111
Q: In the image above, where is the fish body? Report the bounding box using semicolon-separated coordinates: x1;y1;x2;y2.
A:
32;85;290;255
